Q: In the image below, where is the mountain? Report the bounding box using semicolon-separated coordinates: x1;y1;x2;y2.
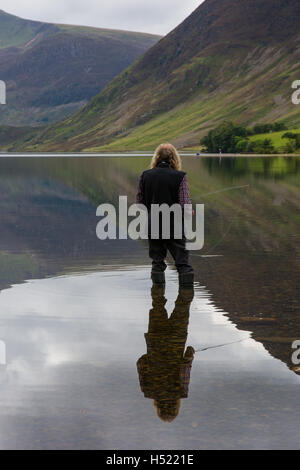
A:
0;10;160;126
17;0;300;151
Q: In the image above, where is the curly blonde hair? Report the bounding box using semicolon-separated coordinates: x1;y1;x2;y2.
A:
151;143;182;171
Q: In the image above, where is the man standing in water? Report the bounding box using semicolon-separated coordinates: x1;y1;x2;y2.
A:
136;143;194;287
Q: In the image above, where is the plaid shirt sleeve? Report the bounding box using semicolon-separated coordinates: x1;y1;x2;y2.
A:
136;175;144;204
178;175;192;208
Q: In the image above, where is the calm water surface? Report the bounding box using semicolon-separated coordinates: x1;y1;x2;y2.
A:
0;156;299;450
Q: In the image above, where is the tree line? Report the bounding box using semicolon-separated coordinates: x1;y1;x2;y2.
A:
200;121;300;154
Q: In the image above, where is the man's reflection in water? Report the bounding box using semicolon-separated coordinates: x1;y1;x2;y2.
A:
137;286;194;422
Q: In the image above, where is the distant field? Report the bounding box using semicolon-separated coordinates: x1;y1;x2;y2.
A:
249;129;300;150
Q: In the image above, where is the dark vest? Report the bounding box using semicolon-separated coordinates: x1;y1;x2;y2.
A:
141;161;186;210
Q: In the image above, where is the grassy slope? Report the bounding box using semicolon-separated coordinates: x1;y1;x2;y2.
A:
0;125;45;150
248;129;300;149
0;9;159;49
84;45;300;151
0;9;53;48
57;24;160;47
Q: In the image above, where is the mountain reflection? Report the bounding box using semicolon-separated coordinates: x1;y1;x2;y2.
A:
0;156;299;379
137;286;194;422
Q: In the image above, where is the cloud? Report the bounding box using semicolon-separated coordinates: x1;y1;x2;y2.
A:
0;0;203;35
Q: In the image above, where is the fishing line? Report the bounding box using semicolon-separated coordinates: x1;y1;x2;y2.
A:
194;338;247;353
191;182;251;255
199;184;250;198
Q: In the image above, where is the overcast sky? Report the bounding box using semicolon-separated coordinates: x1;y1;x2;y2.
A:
0;0;205;35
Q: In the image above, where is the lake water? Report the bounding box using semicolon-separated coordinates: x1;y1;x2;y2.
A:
0;155;299;450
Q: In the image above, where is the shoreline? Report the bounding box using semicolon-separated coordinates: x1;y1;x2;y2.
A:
0;152;300;158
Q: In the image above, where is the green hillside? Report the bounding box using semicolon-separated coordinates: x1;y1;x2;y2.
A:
0;9;56;48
